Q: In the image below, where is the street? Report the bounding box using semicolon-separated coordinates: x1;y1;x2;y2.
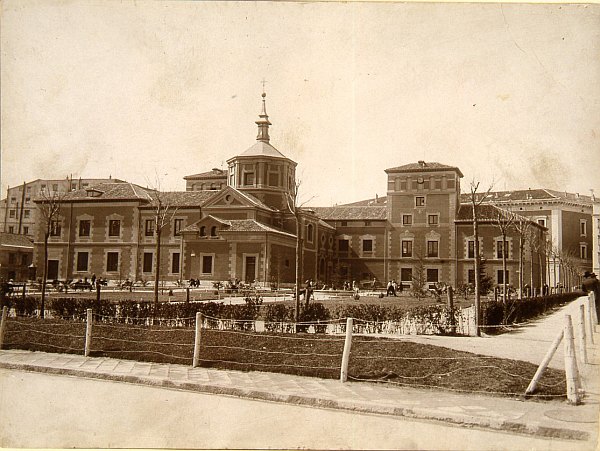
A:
0;368;588;450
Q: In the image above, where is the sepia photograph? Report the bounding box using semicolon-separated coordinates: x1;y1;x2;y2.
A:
0;1;599;449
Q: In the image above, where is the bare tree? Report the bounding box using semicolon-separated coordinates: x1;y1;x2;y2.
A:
490;205;515;323
37;188;66;318
465;180;494;336
146;187;179;310
285;179;315;323
527;227;546;294
512;213;532;299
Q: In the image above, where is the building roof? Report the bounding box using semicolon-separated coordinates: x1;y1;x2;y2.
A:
181;217;295;238
0;233;34;249
236;141;289;159
459;188;594;205
341;196;388;207
312;206;388;221
385;161;464;177
455;204;545;229
183;168;227;180
40;182;154;202
146;191;217;208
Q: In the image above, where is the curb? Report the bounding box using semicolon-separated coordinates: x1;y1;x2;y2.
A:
0;360;590;442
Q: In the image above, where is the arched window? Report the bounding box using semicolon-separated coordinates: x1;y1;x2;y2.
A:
210;226;218;237
200;226;206;237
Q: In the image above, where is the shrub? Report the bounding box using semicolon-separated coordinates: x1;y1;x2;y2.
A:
482;292;580;327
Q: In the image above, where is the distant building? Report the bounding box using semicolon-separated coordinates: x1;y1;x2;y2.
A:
593;198;600;276
0;232;33;281
0;177;122;238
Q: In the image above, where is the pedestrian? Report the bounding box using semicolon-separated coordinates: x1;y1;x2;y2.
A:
391;280;398;297
582;271;600;324
304;280;312;303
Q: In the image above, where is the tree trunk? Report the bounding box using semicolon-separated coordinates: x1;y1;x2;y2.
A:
472;201;481;337
40;232;49;319
502;235;507;324
154;226;161;311
294;213;301;324
519;237;524;299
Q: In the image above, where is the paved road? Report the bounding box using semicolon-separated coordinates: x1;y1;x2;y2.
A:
0;368;585;450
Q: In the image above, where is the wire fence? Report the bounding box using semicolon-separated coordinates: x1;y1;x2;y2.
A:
0;306;575;400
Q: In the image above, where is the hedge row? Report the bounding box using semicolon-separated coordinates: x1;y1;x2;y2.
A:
481;292;581;326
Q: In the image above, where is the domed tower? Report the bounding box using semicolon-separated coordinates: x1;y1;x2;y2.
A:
226;92;297;211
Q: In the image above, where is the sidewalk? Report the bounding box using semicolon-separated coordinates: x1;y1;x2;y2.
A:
0;297;598;446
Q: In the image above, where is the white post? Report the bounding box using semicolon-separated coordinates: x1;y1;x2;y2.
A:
0;306;8;349
578;304;588;364
564;314;582;405
340;317;353;383
586;295;595;344
193;312;203;368
590;292;598;330
525;329;563;395
84;308;93;357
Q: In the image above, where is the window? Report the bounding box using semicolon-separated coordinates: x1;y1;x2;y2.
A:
52;184;58;191
580;220;587;237
497;270;509;285
426;269;439;283
427;240;439;258
401;240;413;257
428;214;438;226
496;240;509;259
76;252;89;272
108;220;121;237
434;180;442;189
306;224;314;242
580;244;588;260
50;220;61;237
400;268;412;282
415;196;425;207
467;241;475;259
402;215;412;226
173;219;183;236
210;226;218;237
8;253;16;264
25;197;30;204
24;210;30;218
537;219;546;227
399;180;407;190
21;254;28;265
340;221;348;227
202;255;213;274
23;226;29;235
200;226;206;237
172;253;180;274
40;184;46;191
79;220;91;237
145;219;155;237
468;269;475;285
9;210;15;218
8;226;14;234
143;252;153;273
268;171;279;187
364;220;371;226
106;252;119;272
10;197;16;203
243;172;254;185
338;239;349;256
362;239;373;253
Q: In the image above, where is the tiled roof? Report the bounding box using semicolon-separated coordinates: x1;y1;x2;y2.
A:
183;169;227;180
460;189;593;205
40;182;155;202
385;162;463;176
312;206;388;221
146;191;216;208
235;141;290;160
237;190;276;211
181;218;295;238
456;204;544;227
0;233;34;249
341;196;388;206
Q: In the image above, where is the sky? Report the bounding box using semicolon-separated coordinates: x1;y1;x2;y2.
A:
1;1;599;207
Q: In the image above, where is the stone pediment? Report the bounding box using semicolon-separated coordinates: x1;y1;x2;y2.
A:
202;187;257;209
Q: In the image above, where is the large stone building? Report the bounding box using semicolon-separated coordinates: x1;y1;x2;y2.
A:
28;93;557;292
